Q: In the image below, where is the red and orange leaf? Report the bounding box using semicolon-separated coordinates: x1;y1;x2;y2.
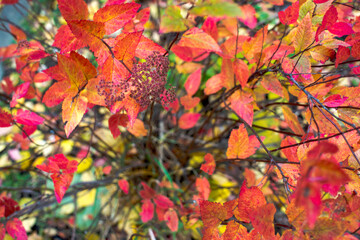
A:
113;31;142;71
286;198;306;230
176;27;222;54
58;0;89;21
62;96;88;137
222;220;249;240
304;108;341;134
0;109;13;127
226;124;262;159
195;177;210;201
229;91;254;126
261;73;288;100
164;209;178;232
242;25;268;61
127;119;148;137
204;74;223;95
118;179;129;194
250;203;276;238
140;199;154;222
184;68;202;97
42;81;70;107
68;20;107;55
14;109;44;126
135;36;166;59
282;106;305;135
200;153;216;175
6;218;27;240
235;180;266;222
233;59;249;88
238;5;257;29
53;25;87;53
93;3;140;35
199;200;227;239
335;46;350;68
178;113;201;129
108;113;128;138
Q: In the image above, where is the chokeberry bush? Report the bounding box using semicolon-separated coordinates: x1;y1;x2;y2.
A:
1;0;360;239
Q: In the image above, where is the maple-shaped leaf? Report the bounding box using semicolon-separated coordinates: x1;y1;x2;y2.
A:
179;113;201;130
200;153;216;175
93;3;140;35
235;180;267;223
14;109;44;126
36;154;78;203
118;179;129;194
226;124;263;159
221;220;249;240
6;218;27;240
43;52;103;137
140;199;154;222
0;109;13;127
108;113;128;138
250;203;276;238
164;208;178;232
199;200;228;239
278;1;299;25
175;27;222;54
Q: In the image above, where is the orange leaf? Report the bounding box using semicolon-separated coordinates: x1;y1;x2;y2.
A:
282;106;305;135
176;27;222;54
233;59;249;88
199;200;227;239
293;13;314;53
196;177;210;201
250;203;276;238
222;220;248;240
200;153;216;175
226;124;262;159
180;95;200;110
128;119;148;137
62;95;88;137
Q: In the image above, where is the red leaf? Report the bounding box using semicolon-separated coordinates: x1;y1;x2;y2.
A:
139;182;156;199
352;42;360;59
180;95;200;110
108;113;128;138
1;0;19;4
135;35;166;59
154;195;174;209
58;0;89;21
14;109;44;126
323;94;348;107
0;196;20;217
118;179;129;194
0;109;13;127
6;218;27;240
178;113;201;130
199;200;227;239
113;31;142;71
140;199;154;222
22;125;37;138
1;77;14;95
200;153;216;175
335;46;350;68
278;1;299;25
36;154;78;203
314;0;331;3
102;165;112;175
184;68;202;96
328;22;354;37
164;209;178;232
250;203;276;238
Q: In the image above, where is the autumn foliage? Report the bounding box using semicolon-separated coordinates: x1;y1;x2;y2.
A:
1;0;360;239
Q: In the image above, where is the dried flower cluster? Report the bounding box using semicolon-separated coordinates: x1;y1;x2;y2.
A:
97;53;175;108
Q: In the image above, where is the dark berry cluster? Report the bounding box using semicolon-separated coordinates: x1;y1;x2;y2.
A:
97;53;175;109
129;53;175;109
96;77;130;106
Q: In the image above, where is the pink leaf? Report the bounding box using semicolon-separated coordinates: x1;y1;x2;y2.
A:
328;22;354;37
278;1;299;25
10;82;30;108
6;218;27;240
140;199;154;222
154;195;174;209
0;109;13;127
14;109;44;126
118;179;129;194
323;94;348;107
178;113;201;129
164;209;178;232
